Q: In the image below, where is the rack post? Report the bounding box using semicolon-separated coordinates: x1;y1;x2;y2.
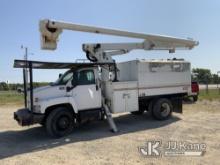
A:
23;69;27;108
29;62;34;113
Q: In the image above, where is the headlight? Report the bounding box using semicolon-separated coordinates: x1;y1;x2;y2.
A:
33;105;41;113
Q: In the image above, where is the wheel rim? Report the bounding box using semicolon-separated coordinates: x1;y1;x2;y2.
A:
160;103;170;117
56;115;71;131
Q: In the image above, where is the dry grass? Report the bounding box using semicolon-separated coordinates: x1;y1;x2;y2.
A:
0;91;23;105
0;101;219;165
199;89;220;101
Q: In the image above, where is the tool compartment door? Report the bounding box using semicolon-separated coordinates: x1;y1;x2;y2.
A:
112;91;126;113
125;89;138;112
111;81;138;113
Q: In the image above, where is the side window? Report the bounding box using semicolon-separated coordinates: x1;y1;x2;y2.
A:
57;71;73;85
78;70;95;85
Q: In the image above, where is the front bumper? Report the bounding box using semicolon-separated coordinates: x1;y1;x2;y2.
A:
14;108;44;126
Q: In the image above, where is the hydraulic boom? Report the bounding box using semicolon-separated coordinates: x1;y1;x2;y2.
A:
39;19;199;62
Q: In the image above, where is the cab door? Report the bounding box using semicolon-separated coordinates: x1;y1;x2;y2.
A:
72;69;101;110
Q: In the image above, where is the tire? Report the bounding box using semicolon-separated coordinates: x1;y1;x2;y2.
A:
192;95;198;102
152;98;173;120
147;99;156;117
46;107;75;138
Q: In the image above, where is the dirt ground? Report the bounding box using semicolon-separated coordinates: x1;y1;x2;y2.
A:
0;101;219;165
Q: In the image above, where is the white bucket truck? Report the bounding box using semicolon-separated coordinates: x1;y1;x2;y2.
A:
14;20;198;137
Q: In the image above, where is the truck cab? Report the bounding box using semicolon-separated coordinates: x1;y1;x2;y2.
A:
14;61;111;137
33;67;101;114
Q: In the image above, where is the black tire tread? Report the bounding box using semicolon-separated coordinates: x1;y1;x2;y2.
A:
46;107;74;138
152;98;173;120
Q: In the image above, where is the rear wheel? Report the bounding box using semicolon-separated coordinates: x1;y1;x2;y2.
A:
152;98;173;120
46;107;75;138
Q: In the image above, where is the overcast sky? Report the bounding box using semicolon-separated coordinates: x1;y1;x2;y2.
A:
0;0;220;83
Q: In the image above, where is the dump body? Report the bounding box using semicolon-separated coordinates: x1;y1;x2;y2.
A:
117;59;191;96
103;59;191;113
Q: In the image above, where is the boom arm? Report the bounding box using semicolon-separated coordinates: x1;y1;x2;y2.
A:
82;39;196;62
40;20;199;52
82;42;156;62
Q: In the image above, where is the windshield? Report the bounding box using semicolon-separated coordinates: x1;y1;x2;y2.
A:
52;70;74;86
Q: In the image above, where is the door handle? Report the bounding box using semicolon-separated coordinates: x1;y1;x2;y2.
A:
59;86;65;90
95;80;99;91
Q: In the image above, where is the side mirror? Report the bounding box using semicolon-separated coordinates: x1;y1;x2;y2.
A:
71;79;77;87
71;74;78;87
66;79;77;92
66;86;72;92
59;73;63;78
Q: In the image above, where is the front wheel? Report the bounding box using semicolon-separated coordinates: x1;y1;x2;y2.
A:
152;98;173;120
46;107;75;138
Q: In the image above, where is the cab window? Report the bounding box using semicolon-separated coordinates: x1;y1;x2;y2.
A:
78;70;95;85
53;70;73;86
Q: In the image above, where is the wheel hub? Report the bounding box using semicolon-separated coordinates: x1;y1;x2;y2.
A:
57;116;70;130
160;103;170;117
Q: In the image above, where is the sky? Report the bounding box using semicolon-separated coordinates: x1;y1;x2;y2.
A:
0;0;220;83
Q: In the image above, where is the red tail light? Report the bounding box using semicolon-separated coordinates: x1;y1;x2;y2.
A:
191;82;199;93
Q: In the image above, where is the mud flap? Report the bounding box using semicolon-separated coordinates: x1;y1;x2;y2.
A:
171;98;183;113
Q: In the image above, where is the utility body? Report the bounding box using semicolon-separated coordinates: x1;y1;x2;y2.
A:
14;19;198;137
